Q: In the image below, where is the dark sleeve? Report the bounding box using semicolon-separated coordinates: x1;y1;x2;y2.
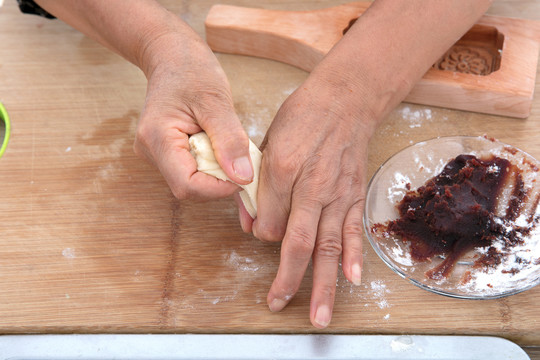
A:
17;0;56;19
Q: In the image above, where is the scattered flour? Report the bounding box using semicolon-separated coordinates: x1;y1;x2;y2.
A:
400;106;432;128
239;98;271;145
198;288;239;305
391;245;414;267
189;250;266;306
226;251;260;272
387;171;411;203
246;123;265;144
370;280;391;309
62;248;76;259
458;214;540;294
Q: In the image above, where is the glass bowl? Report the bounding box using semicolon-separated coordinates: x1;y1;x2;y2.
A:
363;136;540;299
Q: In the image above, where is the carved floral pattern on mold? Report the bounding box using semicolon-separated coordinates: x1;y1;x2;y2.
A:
434;46;495;76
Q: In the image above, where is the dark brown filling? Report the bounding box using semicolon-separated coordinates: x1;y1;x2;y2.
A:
373;154;538;280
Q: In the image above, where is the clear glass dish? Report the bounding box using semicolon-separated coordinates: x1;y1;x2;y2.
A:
363;136;540;299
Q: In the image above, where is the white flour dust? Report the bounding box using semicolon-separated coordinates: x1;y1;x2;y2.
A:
458;210;540;294
243;109;268;144
62;248;76;259
225;251;260;273
400;106;432;129
391;245;414;267
198;288;239;306
194;250;266;306
370;280;391;309
387;171;411;204
211;290;239;305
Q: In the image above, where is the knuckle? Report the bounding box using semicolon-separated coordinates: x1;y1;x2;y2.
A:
134;118;168;162
343;221;363;240
263;143;302;176
315;231;343;258
274;284;298;299
269;155;298;180
214;131;249;156
193;89;234;120
170;186;189;200
132;140;145;160
317;283;336;300
294;165;336;201
343;199;366;240
285;225;315;255
134;121;153;152
255;222;285;243
169;177;198;201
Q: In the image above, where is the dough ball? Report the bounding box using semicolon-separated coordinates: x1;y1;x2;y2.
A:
189;132;261;218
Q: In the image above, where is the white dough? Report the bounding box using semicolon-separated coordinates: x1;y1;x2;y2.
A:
189;132;261;218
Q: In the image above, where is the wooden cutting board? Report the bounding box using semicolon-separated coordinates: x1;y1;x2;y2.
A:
206;2;540;118
1;0;540;348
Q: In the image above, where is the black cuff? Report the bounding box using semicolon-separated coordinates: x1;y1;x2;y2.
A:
17;0;56;19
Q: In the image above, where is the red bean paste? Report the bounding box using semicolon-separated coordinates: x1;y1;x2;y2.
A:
375;154;538;280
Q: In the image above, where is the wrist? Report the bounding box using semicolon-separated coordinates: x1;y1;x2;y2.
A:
134;12;209;80
303;65;383;140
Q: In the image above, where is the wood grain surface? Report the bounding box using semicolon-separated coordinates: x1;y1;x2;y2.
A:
1;0;540;349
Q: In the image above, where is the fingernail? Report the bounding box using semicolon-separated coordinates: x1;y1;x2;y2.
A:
269;298;288;312
239;214;248;233
233;156;253;182
351;263;362;286
314;305;331;328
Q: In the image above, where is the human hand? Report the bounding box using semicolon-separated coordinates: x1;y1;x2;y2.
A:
33;0;490;328
249;75;375;328
133;30;253;200
29;1;253;199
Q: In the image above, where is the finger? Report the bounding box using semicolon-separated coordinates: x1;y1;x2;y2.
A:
152;129;239;199
267;198;322;312
234;192;254;233
134;110;201;169
252;156;290;242
310;202;347;329
196;95;254;186
162;147;240;200
341;200;365;286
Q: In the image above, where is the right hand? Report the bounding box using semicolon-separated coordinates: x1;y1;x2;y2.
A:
133;30;253;200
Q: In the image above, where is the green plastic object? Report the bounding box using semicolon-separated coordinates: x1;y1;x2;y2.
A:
0;102;10;158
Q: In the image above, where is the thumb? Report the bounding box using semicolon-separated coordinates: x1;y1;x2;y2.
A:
196;99;254;186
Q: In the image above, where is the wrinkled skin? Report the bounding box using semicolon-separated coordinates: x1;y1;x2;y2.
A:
240;76;371;328
133;33;254;200
36;0;494;330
